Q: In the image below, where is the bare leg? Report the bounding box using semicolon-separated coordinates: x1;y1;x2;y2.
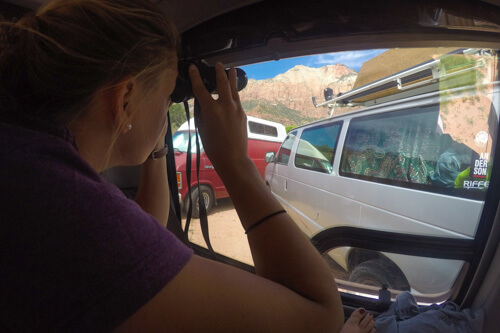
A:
340;308;376;333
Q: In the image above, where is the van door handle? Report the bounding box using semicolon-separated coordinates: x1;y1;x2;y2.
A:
285;180;288;191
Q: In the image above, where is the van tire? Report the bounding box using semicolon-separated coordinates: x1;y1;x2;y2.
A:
349;259;410;291
189;185;214;218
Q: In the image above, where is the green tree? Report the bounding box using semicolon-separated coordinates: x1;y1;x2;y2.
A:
169;103;190;133
285;125;297;133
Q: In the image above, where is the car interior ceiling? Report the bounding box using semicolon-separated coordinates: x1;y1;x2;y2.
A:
1;0;500;331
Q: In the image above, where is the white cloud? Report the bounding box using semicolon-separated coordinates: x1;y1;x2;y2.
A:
307;49;387;70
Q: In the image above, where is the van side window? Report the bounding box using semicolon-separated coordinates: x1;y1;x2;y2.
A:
294;123;341;174
248;121;278;137
339;102;496;199
276;131;297;165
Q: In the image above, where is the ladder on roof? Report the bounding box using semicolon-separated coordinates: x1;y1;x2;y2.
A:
312;48;490;116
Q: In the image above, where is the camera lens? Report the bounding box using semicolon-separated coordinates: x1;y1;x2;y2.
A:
171;60;248;103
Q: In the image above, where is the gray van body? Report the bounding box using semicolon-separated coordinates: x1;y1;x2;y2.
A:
265;82;499;299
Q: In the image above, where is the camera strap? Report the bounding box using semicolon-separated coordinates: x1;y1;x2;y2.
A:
182;100;217;260
183;101;193;236
165;111;190;246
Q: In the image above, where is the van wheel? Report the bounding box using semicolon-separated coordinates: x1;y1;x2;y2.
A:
349;259;410;291
189;185;214;218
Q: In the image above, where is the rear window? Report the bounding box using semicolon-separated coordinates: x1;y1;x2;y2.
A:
248;121;278;137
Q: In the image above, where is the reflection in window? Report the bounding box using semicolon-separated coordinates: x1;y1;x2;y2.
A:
322;246;466;304
276;131;297;165
340;100;496;199
341;106;444;184
295;123;341;174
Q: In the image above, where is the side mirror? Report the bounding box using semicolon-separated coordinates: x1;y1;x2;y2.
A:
265;152;276;163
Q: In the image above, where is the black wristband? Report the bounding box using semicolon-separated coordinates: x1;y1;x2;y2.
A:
245;210;287;234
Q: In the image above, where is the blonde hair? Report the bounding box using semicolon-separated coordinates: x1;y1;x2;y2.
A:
0;0;179;126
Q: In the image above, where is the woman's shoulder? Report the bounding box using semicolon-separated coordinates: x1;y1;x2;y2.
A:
0;121;79;168
0;122;194;331
0;120;102;191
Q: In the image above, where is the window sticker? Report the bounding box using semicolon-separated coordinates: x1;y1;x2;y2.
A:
455;153;491;190
462;180;490;189
473;157;488;178
474;131;489;148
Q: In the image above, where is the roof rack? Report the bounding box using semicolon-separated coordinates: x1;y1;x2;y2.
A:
312;48;490;116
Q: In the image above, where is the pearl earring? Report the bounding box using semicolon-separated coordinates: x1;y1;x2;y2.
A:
125;124;132;132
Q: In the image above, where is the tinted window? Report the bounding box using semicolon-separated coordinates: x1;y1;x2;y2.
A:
294;123;341;174
340;101;496;199
248;121;278;137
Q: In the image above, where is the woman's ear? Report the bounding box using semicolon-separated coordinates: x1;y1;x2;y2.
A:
112;76;135;133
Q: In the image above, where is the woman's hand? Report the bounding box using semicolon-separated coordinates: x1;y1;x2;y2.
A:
188;63;250;173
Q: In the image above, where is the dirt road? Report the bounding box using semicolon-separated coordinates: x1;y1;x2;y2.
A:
185;198;254;266
185;199;349;282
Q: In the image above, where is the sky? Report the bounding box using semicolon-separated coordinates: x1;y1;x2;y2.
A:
241;49;388;80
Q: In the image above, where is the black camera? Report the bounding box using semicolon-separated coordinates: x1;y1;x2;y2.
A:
171;60;248;103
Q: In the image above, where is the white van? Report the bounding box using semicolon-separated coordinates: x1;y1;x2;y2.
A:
265;49;499;301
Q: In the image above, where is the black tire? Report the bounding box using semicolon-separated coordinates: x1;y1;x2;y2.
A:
349;259;410;291
189;185;214;218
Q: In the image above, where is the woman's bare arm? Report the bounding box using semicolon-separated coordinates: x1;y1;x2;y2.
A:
134;130;170;227
116;63;344;333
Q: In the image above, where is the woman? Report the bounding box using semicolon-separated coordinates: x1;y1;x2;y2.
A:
0;0;375;331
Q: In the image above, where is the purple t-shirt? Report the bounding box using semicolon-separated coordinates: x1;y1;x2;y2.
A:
0;121;193;331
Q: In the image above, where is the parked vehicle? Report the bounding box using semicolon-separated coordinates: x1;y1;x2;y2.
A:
265;48;499;302
174;116;286;217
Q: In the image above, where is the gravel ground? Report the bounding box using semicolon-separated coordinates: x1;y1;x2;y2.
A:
183;197;349;281
184;198;254;266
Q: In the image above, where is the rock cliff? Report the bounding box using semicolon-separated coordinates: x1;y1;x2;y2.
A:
239;64;357;125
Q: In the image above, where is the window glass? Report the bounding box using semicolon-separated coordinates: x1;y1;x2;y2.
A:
276;131;297;165
185;48;498;306
322;246;465;305
340;94;496;200
341;106;446;186
248;121;278;137
295;123;341;173
172;131;203;153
